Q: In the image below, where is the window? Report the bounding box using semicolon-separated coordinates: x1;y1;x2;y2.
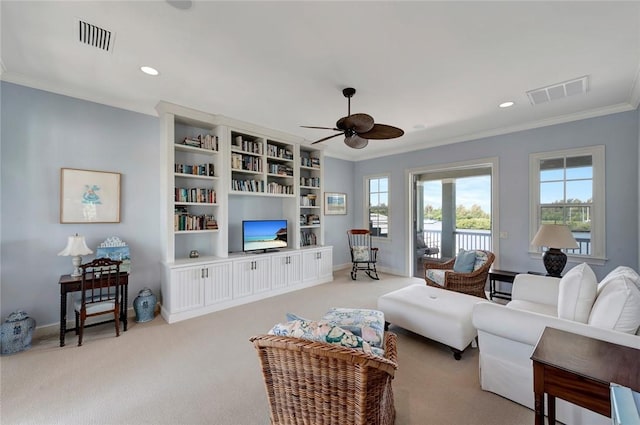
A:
529;146;605;263
366;174;390;238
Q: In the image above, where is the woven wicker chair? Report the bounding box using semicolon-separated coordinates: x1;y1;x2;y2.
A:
250;332;398;425
424;250;495;299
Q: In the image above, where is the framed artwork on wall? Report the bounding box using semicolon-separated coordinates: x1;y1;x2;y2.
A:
324;192;347;215
60;168;121;223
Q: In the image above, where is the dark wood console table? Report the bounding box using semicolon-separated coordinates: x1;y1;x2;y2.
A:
59;272;129;347
488;269;518;301
531;327;640;425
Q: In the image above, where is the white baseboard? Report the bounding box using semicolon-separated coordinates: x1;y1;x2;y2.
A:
33;306;138;339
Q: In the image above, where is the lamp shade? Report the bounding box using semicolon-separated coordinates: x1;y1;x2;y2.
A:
531;224;578;249
57;235;93;256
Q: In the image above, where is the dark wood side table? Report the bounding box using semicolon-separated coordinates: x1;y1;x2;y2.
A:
59;272;129;347
488;269;518;301
531;327;640;425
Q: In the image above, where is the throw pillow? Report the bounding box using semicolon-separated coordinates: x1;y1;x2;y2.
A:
453;249;476;273
285;312;308;322
352;246;369;262
557;263;597;323
321;307;385;349
588;267;640;334
472;251;489;271
268;319;383;356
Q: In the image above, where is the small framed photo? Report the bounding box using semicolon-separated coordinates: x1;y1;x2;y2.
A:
324;192;347;215
60;168;121;223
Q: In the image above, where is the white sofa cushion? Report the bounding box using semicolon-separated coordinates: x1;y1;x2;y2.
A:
507;300;558;317
557;263;597;323
588;267;640;334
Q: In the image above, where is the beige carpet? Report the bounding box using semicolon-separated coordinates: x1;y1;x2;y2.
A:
1;271;532;425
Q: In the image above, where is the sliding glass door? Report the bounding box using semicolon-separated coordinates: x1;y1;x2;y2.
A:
413;165;494;278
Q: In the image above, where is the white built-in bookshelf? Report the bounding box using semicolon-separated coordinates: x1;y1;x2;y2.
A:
156;101;332;323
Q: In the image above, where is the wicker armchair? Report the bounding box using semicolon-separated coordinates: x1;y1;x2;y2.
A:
424;250;495;299
250;332;398;425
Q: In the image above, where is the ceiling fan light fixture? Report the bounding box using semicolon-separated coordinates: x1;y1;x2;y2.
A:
344;135;368;149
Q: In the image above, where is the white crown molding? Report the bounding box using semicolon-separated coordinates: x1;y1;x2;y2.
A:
347;101;637;162
0;72;157;117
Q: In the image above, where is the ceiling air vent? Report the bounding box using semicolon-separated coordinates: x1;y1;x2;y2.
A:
526;76;589;105
77;19;114;52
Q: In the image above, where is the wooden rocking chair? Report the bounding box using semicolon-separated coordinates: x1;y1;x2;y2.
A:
347;229;379;280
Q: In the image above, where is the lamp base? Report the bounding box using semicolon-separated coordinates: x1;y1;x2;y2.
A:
70;255;83;277
542;248;567;277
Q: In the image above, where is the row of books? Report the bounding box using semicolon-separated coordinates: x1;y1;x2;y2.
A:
266;183;294;194
300;156;320;168
231;179;264;192
300;194;317;206
174;213;218;231
266;143;293;160
300;176;321;187
231;153;263;172
300;214;320;225
300;231;318;247
179;134;218;151
268;163;293;176
175;163;215;177
175;187;216;203
233;136;263;154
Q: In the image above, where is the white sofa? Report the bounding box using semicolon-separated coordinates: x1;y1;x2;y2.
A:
472;265;640;425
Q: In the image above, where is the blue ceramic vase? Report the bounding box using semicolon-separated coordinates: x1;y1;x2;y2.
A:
1;310;36;355
133;288;157;323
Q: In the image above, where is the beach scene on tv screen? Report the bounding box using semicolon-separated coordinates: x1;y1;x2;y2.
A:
244;221;287;251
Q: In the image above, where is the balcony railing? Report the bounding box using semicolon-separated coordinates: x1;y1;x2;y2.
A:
418;230;591;257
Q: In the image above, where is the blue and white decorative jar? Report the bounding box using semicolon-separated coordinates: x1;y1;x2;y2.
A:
1;310;36;355
133;288;157;323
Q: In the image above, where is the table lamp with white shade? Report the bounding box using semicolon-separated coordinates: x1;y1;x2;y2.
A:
531;224;579;277
58;234;93;277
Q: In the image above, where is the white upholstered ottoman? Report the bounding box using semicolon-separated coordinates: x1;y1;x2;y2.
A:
377;284;484;359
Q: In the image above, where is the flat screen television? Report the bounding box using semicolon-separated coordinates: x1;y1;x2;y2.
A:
242;219;288;253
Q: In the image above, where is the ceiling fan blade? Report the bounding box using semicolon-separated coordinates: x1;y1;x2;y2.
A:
301;125;341;131
344;134;369;149
358;123;404;140
337;113;374;133
311;132;343;145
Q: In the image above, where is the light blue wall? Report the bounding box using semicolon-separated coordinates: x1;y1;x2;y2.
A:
2;81;638;328
323;157;355;270
1;82;162;326
353;111;639;280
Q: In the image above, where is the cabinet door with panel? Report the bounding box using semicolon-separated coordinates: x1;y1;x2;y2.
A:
169;265;206;312
233;256;271;298
271;251;302;289
203;261;233;306
317;247;333;281
302;247;333;284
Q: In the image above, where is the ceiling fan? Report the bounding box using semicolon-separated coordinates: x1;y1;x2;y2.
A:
302;87;404;149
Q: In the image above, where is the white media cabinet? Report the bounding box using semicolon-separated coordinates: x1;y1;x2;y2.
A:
156;101;333;323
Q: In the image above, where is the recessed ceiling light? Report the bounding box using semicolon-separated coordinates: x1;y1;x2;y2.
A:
140;66;159;76
499;101;515;108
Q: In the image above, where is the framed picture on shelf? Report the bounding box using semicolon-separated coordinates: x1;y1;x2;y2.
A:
324;192;347;215
60;168;121;223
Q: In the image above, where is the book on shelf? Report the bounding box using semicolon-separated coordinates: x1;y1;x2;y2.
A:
300;231;318;247
175;163;215;177
175;187;216;203
179;134;218;151
174;210;218;231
